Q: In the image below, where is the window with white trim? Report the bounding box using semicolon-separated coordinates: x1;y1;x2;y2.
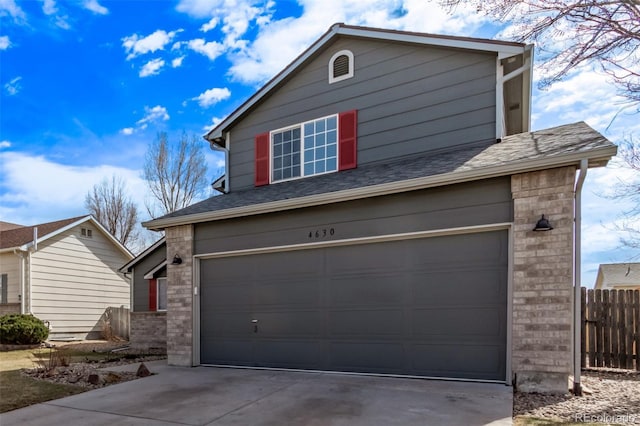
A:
254;110;357;187
157;277;167;311
271;115;338;183
329;50;354;83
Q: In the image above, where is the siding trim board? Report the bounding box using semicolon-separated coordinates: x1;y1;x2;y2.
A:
194;222;512;260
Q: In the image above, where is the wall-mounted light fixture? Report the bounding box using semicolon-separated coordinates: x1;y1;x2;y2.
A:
533;215;553;231
172;254;183;265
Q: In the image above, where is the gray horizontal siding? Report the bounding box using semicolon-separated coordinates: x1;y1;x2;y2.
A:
195;177;511;254
228;37;497;191
132;243;166;312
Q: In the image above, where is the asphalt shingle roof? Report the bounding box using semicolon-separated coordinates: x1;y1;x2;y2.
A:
154;121;615;223
0;216;87;250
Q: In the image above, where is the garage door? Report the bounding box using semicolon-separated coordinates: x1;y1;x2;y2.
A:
199;230;507;381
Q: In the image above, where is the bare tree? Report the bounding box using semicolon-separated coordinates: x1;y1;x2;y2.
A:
85;175;139;248
441;0;640;109
603;140;640;249
144;132;208;217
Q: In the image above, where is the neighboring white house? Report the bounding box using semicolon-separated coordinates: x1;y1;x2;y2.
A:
594;263;640;291
0;215;133;339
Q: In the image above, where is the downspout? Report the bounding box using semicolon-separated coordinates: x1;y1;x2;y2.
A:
27;227;38;315
13;249;25;314
574;159;588;396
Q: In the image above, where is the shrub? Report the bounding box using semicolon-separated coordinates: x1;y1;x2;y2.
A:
0;314;49;344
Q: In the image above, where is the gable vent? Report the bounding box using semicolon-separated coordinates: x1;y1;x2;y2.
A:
333;55;350;78
328;49;354;84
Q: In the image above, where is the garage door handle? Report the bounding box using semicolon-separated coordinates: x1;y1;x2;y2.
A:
252;319;258;333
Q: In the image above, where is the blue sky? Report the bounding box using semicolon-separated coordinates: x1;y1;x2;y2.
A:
1;0;638;286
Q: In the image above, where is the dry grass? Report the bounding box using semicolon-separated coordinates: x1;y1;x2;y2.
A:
0;348;86;413
0;342;129;413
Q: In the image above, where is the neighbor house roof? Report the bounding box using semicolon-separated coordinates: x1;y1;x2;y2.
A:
144;121;616;230
0;215;133;259
204;23;530;144
595;263;640;289
0;216;85;250
0;221;25;232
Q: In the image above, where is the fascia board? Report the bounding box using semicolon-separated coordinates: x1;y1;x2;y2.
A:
120;237;166;272
338;26;526;56
19;216;93;251
143;145;617;230
205;28;339;141
143;260;167;279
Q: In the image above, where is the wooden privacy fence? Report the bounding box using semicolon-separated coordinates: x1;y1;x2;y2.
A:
581;288;640;370
103;306;130;340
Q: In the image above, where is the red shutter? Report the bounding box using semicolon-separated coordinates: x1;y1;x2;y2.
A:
254;132;270;186
149;279;157;312
338;110;357;170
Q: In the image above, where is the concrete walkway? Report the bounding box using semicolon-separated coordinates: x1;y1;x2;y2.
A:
2;362;512;425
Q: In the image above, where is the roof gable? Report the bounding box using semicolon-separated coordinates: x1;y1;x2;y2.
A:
204;23;529;144
120;237;166;272
0;215;133;259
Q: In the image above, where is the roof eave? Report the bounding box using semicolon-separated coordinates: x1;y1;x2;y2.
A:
143;145;617;231
119;237;166;272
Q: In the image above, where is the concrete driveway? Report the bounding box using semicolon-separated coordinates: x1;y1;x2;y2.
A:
2;361;512;425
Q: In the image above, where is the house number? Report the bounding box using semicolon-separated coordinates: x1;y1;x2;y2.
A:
308;228;335;239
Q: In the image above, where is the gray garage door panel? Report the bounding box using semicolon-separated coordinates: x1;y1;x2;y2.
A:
200;231;508;380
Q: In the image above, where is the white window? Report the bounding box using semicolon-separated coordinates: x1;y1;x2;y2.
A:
81;228;92;238
157;277;167;311
271;115;338;183
328;50;354;83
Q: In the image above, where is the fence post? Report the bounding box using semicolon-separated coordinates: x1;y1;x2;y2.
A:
581;287;586;368
611;290;619;368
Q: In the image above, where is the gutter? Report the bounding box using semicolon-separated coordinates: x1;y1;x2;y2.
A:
143;146;616;230
573;159;588;396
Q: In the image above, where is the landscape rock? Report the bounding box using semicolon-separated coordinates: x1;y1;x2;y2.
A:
136;363;151;377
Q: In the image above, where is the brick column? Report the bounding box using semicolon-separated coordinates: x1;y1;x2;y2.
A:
511;166;576;393
165;224;194;366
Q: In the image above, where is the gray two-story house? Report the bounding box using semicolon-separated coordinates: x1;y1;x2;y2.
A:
143;24;616;393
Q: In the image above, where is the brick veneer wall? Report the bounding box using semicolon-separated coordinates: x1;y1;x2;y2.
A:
165;224;194;366
511;166;576;393
130;311;167;351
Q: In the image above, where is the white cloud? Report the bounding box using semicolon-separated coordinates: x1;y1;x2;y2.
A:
175;0;221;18
82;0;108;15
0;151;147;226
192;87;231;107
139;58;165;77
41;0;57;15
55;15;71;30
0;35;10;50
136;105;170;129
0;140;11;149
200;16;218;32
120;127;134;135
215;0;486;84
122;29;182;60
0;0;27;23
187;38;224;61
172;56;185;68
4;76;22;95
202;116;223;132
